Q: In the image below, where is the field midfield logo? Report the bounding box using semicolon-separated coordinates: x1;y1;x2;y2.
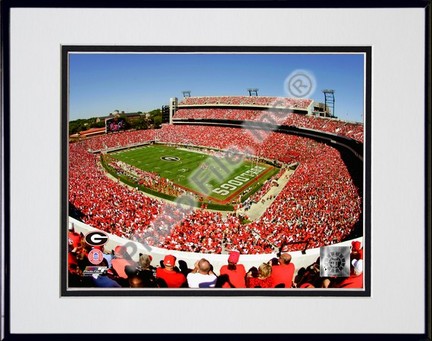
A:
160;156;180;162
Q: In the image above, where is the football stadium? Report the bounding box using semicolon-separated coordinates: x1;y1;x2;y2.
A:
67;92;365;291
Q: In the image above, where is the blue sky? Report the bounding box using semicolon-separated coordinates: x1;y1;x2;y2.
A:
69;53;365;123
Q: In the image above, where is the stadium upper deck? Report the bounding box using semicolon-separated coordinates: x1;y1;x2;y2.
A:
178;96;313;110
174;108;363;142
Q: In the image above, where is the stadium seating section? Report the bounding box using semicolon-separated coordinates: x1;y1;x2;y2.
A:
174;107;363;143
70;125;361;255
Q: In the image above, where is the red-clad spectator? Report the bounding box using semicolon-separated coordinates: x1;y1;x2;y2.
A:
68;251;79;272
156;254;187;288
330;259;363;289
110;245;135;282
294;257;324;288
68;224;82;250
246;263;273;288
218;251;246;288
270;253;295;288
351;240;363;260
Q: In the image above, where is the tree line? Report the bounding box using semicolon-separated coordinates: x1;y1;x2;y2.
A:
69;109;163;135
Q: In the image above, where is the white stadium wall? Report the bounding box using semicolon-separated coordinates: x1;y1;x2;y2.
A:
69;217;363;276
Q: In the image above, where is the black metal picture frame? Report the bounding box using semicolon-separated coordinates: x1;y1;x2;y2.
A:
1;0;430;339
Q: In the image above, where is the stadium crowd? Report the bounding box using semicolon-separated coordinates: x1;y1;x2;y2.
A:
179;96;313;109
69;124;362;255
68;235;364;289
174;108;363;143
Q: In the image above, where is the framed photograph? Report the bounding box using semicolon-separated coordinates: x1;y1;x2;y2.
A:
1;0;430;338
62;46;369;297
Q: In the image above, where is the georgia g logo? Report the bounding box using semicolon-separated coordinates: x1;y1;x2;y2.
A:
160;156;180;162
84;231;109;247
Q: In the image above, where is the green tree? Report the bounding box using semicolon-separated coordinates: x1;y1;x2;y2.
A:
153;115;162;128
69;117;105;135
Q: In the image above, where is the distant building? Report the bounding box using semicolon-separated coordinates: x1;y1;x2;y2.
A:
69;127;106;141
99;111;143;121
311;101;336;118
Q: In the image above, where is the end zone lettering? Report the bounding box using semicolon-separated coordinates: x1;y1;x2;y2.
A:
212;165;266;196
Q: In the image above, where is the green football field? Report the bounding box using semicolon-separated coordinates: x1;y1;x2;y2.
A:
109;144;278;203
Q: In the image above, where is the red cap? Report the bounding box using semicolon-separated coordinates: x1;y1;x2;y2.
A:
163;254;176;267
114;245;126;257
352;241;361;251
228;251;240;264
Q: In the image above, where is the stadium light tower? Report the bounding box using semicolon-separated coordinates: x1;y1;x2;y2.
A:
182;90;191;98
247;88;259;96
322;89;336;118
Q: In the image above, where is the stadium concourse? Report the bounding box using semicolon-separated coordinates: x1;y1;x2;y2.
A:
68;96;364;289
